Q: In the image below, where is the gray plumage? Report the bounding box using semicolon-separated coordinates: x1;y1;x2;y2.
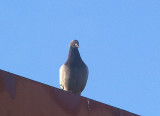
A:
59;40;88;95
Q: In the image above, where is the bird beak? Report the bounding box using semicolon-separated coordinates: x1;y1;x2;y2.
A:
75;43;79;48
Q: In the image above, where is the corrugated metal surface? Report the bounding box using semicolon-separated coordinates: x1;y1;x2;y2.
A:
0;69;139;116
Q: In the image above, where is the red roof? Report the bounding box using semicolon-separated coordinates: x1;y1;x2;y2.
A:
0;69;139;116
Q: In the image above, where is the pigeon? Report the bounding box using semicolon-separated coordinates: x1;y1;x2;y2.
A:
59;40;88;95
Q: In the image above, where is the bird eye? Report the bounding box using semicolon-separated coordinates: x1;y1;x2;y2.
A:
71;41;74;45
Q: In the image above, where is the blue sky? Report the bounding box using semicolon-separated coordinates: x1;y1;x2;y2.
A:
0;0;160;115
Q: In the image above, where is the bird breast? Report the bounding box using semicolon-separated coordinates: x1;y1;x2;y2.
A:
59;63;88;92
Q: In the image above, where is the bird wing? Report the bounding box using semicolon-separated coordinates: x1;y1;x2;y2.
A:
59;64;69;90
59;64;65;89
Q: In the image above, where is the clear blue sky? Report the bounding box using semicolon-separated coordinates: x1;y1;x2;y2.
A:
0;0;159;116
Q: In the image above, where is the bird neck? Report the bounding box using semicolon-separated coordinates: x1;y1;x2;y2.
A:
66;47;82;63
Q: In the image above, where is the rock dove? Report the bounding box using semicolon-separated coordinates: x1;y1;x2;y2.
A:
59;40;88;95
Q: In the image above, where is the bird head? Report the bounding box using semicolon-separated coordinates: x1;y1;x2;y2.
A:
70;40;79;48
